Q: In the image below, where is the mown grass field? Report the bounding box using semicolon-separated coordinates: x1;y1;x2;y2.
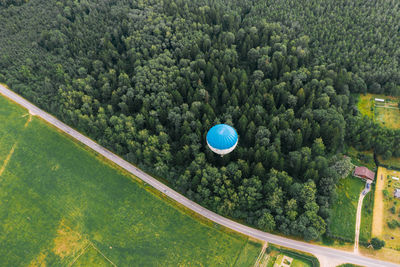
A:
0;95;261;266
328;176;365;241
358;93;400;129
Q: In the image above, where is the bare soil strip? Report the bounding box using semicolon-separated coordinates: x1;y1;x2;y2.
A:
354;190;366;253
372;167;384;237
24;114;32;128
0;143;17;176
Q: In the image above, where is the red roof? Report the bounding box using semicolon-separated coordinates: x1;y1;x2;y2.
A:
354;166;375;180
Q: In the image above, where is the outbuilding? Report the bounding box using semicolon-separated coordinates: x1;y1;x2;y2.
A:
353;166;375;182
375;98;385;102
394;189;400;199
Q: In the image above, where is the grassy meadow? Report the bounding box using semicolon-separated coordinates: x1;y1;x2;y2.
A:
0;95;261;266
357;94;374;119
328;176;365;241
357;93;400;129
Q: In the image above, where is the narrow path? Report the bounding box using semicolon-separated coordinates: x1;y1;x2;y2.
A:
253;242;268;267
0;113;31;177
0;143;17;176
24;113;32;128
68;243;91;267
354;182;370;253
0;85;399;267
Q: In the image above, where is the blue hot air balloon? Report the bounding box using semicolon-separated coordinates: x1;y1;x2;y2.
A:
206;124;238;156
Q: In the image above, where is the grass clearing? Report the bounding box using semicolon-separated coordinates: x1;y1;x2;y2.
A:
328;176;365;241
357;94;374;119
0;95;261;266
378;155;400;169
357;93;400;129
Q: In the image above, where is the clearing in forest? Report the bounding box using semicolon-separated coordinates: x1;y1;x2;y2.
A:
358;93;400;129
377;155;400;170
0;95;261;266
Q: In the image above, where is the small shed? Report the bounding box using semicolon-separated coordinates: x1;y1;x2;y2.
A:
354;166;375;181
375;98;385;102
394;189;400;199
392;177;399;181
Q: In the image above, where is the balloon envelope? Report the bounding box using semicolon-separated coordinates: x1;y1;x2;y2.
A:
206;124;238;155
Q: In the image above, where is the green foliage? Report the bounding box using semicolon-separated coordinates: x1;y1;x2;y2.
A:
257;212;276;232
390;206;396;214
0;0;399;242
370;237;385;250
248;0;400;96
387;219;400;229
383;189;389;198
329;155;353;179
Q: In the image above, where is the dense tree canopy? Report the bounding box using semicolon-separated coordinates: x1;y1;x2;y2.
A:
1;0;400;241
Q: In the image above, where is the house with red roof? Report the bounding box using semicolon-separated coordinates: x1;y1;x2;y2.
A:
353;166;375;182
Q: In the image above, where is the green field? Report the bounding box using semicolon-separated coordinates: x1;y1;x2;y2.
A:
358;93;400;129
328;176;365;241
360;185;374;243
0;95;261;266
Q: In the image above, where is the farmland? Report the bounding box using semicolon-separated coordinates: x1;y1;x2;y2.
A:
372;167;400;250
358;94;400;129
0;95;261;266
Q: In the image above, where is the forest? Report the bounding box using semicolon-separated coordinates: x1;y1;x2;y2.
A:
1;0;400;241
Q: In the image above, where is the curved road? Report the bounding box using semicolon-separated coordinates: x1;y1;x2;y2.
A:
0;85;398;267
